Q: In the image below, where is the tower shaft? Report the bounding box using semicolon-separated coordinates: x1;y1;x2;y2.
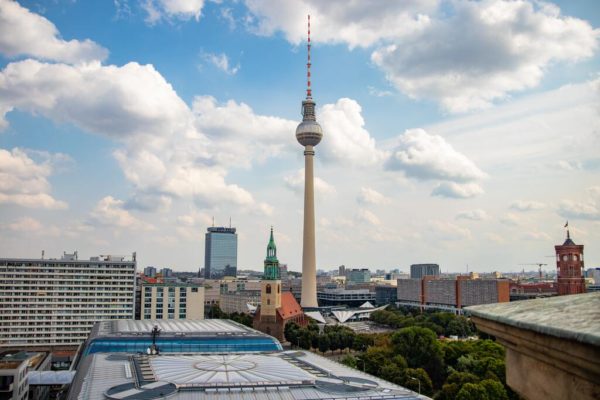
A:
301;145;318;308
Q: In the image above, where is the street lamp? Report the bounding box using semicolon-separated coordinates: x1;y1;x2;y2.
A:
410;377;421;395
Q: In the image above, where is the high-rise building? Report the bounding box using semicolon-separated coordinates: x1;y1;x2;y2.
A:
141;283;204;320
346;268;371;285
143;266;157;277
160;267;173;278
410;263;440;279
296;15;323;309
0;253;136;349
204;227;237;279
555;228;586;295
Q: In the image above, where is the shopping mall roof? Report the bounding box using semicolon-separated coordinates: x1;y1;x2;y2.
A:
68;350;427;400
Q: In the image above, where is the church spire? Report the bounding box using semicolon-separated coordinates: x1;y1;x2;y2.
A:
263;227;280;280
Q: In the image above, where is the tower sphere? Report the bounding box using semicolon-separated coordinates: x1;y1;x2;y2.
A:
296;119;323;147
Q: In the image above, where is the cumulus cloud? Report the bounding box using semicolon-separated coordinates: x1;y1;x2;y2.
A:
202;52;240;75
427;220;471;240
557;186;600;221
192;95;296;168
0;147;67;209
319;98;385;166
243;0;436;48
386;129;485;182
371;0;599;112
283;168;336;198
357;187;391;206
356;208;381;226
432;182;484;199
456;209;489;221
521;231;552;241
4;216;60;236
0;59;273;213
0;0;108;63
90;196;154;230
142;0;205;23
510;200;546;212
500;212;520;226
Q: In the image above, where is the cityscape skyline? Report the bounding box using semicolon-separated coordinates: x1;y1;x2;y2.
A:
1;0;599;273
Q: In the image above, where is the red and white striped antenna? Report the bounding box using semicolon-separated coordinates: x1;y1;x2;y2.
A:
306;14;312;99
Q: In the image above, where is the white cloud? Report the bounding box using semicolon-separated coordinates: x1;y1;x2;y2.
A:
192;95;296;168
142;0;205;23
8;216;41;232
431;182;484;199
456;209;489;221
0;147;67;209
427;220;471;240
90;196;154;230
356;208;381;226
243;0;436;48
283;168;336;198
367;86;393;97
125;193;172;212
521;231;552;241
202;52;240;75
0;0;108;63
371;1;599;112
557;186;600;221
357;187;390;206
319;98;385;166
500;212;521;226
0;60;274;213
386;128;485;184
510;200;546;212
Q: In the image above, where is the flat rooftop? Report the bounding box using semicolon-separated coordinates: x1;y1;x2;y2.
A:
69;350;426;400
467;292;600;346
0;351;47;370
93;319;255;338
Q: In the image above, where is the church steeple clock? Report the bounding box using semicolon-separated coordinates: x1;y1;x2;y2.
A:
260;227;281;319
555;223;586;295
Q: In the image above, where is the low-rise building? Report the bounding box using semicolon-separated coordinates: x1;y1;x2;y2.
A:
317;288;376;307
220;290;260;314
0;351;51;400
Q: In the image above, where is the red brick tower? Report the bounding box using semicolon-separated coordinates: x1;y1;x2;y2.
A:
555;227;586;295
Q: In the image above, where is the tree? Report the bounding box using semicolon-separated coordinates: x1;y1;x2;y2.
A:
318;334;330;354
340;354;357;368
352;334;373;352
456;383;489;400
391;326;445;387
402;368;434;397
480;379;509;400
359;346;393;375
284;322;300;345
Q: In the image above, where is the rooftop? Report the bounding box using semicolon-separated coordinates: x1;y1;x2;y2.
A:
467;292;600;346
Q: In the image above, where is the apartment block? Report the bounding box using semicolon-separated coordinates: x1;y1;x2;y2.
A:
0;253;136;349
140;283;204;320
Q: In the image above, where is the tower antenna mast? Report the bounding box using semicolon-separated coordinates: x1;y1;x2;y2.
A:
306;14;312;99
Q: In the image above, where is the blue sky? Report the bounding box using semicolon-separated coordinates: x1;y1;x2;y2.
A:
1;0;599;273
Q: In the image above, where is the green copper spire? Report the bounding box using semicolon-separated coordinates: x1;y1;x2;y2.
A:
263;226;280;280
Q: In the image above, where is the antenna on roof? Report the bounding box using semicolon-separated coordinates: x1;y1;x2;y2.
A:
212;216;214;227
306;14;312;99
229;216;231;228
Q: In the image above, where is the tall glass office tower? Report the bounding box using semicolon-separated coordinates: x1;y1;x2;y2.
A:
204;227;237;279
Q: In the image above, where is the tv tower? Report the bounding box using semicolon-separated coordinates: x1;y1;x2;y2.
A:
296;15;323;308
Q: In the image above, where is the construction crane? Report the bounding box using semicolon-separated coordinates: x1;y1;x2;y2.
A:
519;263;548;279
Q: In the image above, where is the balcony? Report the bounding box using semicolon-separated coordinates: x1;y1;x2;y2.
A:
468;292;599;400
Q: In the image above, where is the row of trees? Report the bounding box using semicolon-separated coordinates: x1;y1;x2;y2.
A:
206;305;253;327
284;322;373;354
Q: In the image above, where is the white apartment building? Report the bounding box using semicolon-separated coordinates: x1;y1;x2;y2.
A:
0;252;136;349
141;283;204;320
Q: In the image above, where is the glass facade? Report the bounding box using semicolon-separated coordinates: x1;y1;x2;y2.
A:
84;336;282;356
204;227;237;279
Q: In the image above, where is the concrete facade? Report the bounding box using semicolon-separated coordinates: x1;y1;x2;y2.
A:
141;283;204;320
0;254;135;349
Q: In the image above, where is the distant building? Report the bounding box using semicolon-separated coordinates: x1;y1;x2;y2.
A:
375;285;398;305
254;228;306;341
586;268;600;282
160;267;173;278
0;253;136;350
204;227;238;279
397;276;509;311
555;229;586;295
317;288;376;307
141;283;204;320
220;290;261;314
338;265;346;276
346;268;371;284
410;264;440;279
143;266;157;277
